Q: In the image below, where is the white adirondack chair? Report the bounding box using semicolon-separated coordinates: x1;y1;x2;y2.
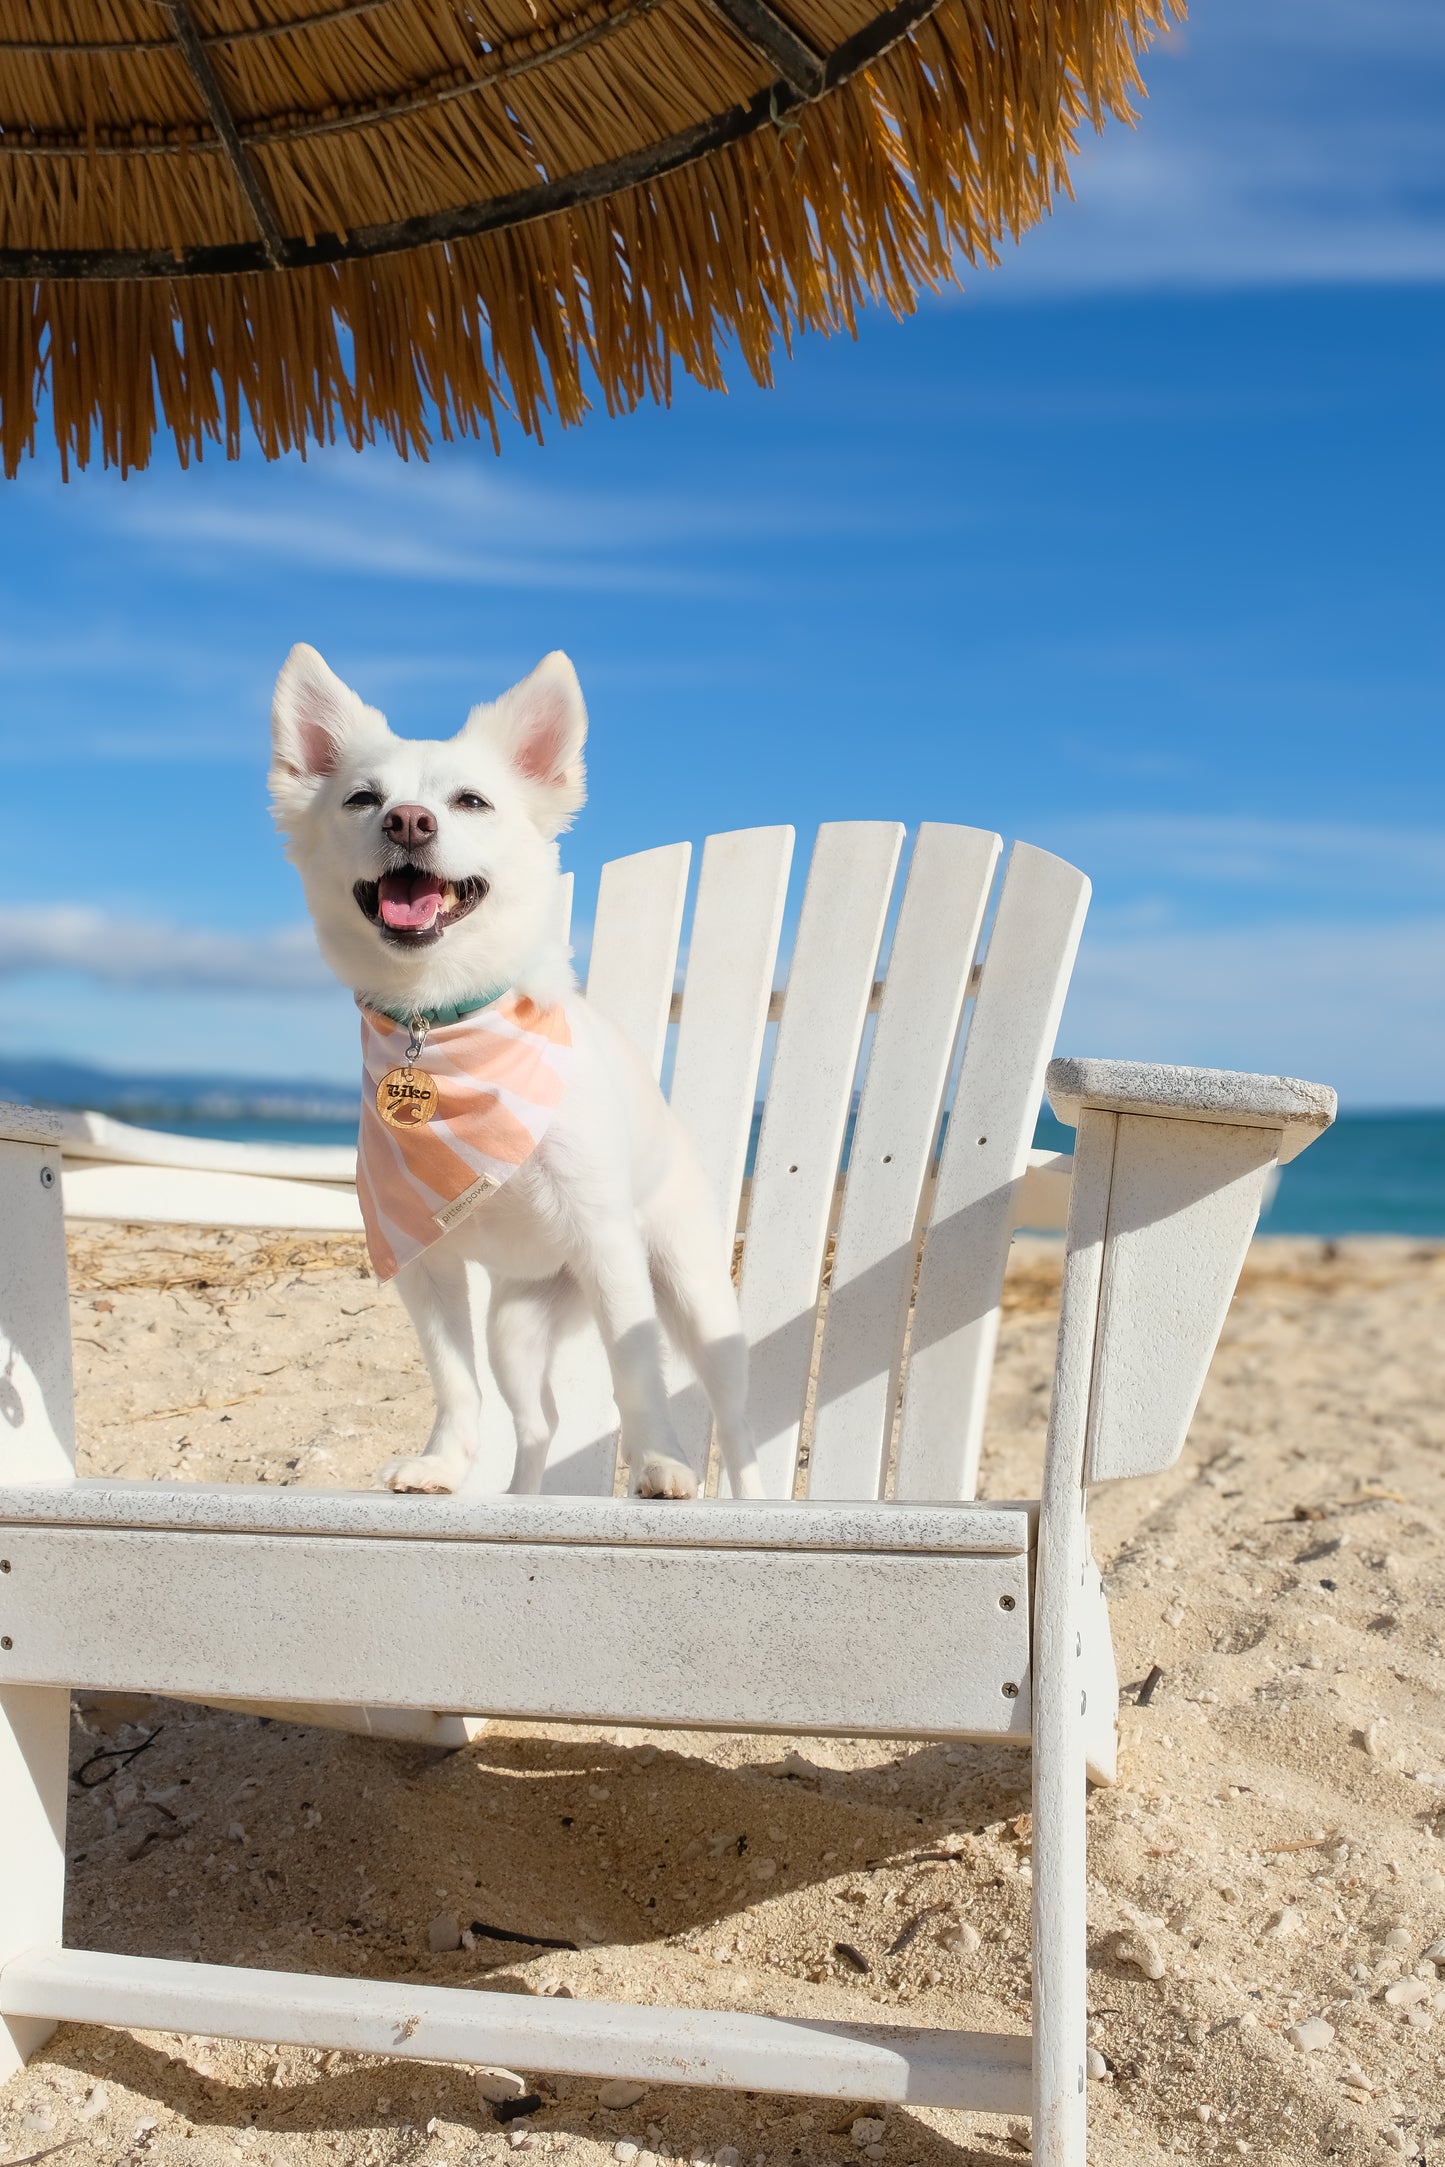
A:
0;822;1335;2166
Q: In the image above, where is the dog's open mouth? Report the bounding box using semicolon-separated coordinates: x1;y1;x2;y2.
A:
353;868;488;945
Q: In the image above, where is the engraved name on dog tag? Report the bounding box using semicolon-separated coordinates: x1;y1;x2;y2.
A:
377;1065;438;1128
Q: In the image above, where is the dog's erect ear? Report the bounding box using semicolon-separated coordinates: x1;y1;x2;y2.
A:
270;645;384;815
465;652;588;835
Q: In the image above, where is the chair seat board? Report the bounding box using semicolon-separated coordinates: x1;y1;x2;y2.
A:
665;826;795;1480
0;1951;1033;2112
0;1481;1035;1552
806;824;1001;1501
895;843;1090;1503
739;822;904;1496
0;1525;1033;1737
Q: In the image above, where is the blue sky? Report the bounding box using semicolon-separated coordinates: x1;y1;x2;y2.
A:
1;0;1442;1106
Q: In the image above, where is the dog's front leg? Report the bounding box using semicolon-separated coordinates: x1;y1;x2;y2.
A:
380;1243;484;1493
488;1275;565;1494
575;1231;697;1499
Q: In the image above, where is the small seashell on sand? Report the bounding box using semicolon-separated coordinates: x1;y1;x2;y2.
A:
476;2070;528;2104
1114;1928;1166;1980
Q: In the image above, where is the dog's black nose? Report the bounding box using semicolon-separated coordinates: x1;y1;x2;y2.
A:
382;803;438;850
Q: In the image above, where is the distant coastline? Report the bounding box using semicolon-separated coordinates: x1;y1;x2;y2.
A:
6;1054;1441;1239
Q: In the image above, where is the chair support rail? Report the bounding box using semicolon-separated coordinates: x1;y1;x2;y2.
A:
0;1948;1033;2113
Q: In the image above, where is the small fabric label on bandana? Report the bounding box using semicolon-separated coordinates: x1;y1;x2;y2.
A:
356;994;572;1280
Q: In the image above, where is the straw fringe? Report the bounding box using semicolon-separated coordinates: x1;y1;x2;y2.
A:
0;0;1179;474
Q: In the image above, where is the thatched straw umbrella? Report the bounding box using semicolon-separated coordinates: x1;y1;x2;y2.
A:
1;0;1175;475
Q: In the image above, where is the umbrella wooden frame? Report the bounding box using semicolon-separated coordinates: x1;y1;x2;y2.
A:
1;0;946;280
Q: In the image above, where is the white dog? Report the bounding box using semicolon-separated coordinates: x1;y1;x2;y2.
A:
269;643;761;1502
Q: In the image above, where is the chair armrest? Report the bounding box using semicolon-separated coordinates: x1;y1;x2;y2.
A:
1046;1058;1336;1163
0;1101;65;1148
1041;1056;1336;1485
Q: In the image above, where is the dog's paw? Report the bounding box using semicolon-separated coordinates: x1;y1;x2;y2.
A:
377;1453;462;1495
634;1454;699;1501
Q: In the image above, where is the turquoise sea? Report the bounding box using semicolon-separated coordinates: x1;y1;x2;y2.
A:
135;1108;1445;1239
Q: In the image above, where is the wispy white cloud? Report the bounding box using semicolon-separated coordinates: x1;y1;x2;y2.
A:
1041;814;1445;1101
0;908;329;993
99;451;871;599
1042;812;1445;906
113;497;715;597
1059;914;1445;1106
985;0;1445;293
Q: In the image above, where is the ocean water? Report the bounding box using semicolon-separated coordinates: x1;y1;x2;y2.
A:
129;1107;1445;1238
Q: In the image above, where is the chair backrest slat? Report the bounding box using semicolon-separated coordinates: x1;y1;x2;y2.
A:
893;843;1089;1501
541;844;691;1494
739;822;903;1496
585;843;692;1078
806;823;1001;1501
669;828;795;1223
663;826;794;1479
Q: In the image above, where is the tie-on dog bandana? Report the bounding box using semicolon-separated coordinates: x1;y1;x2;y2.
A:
356;994;572;1280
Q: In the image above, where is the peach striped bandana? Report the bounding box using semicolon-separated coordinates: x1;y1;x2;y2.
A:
356;994;572;1281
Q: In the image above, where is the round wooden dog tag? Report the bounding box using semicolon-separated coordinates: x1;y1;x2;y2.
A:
376;1065;439;1128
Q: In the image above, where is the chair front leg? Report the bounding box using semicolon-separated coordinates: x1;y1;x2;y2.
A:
1029;1106;1117;2165
0;1684;70;2079
1030;1490;1091;2167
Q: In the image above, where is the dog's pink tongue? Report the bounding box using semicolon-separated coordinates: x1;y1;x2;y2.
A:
379;871;446;930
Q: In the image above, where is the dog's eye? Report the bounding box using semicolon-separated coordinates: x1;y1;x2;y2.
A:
452;790;493;812
344;788;382;809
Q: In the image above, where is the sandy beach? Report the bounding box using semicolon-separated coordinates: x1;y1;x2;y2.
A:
3;1225;1443;2167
